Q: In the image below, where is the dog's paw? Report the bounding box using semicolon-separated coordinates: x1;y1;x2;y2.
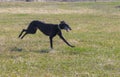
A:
70;45;75;48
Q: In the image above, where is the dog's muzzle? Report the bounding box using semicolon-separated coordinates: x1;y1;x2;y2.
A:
65;27;72;32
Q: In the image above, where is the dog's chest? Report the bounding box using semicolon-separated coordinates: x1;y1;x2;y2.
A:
39;25;59;36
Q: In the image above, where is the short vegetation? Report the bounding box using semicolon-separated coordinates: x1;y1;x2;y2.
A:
0;2;120;77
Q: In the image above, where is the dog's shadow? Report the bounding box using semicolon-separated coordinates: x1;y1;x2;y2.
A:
39;49;50;53
11;47;52;53
11;47;22;52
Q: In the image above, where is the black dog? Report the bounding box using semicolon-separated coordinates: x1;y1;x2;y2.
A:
18;20;74;49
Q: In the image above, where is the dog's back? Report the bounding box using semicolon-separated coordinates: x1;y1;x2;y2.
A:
30;20;58;36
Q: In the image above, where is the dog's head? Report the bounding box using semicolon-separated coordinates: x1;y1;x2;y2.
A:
59;21;72;32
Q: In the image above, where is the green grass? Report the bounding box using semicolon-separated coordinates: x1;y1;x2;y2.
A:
0;2;120;77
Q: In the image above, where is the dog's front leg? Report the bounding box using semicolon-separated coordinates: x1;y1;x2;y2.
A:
58;32;75;48
49;36;53;49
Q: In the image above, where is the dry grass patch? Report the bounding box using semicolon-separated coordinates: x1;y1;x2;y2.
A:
0;7;101;14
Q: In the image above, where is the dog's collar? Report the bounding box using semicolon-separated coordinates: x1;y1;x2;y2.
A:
58;25;61;30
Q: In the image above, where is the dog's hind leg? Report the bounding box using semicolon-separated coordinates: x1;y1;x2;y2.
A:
18;29;27;38
20;32;28;39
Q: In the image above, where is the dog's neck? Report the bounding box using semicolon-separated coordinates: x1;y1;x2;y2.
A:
58;25;61;30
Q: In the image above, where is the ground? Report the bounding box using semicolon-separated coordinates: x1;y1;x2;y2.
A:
0;2;120;77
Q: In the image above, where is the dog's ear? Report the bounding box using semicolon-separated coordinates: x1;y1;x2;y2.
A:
60;21;65;24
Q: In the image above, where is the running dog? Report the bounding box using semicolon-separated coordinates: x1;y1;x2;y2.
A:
18;20;75;49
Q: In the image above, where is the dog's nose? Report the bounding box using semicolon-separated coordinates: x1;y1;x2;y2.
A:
69;27;72;30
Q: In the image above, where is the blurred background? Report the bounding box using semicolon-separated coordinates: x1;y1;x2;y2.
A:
0;0;119;2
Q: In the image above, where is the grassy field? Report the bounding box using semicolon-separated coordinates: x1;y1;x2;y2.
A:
0;2;120;77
